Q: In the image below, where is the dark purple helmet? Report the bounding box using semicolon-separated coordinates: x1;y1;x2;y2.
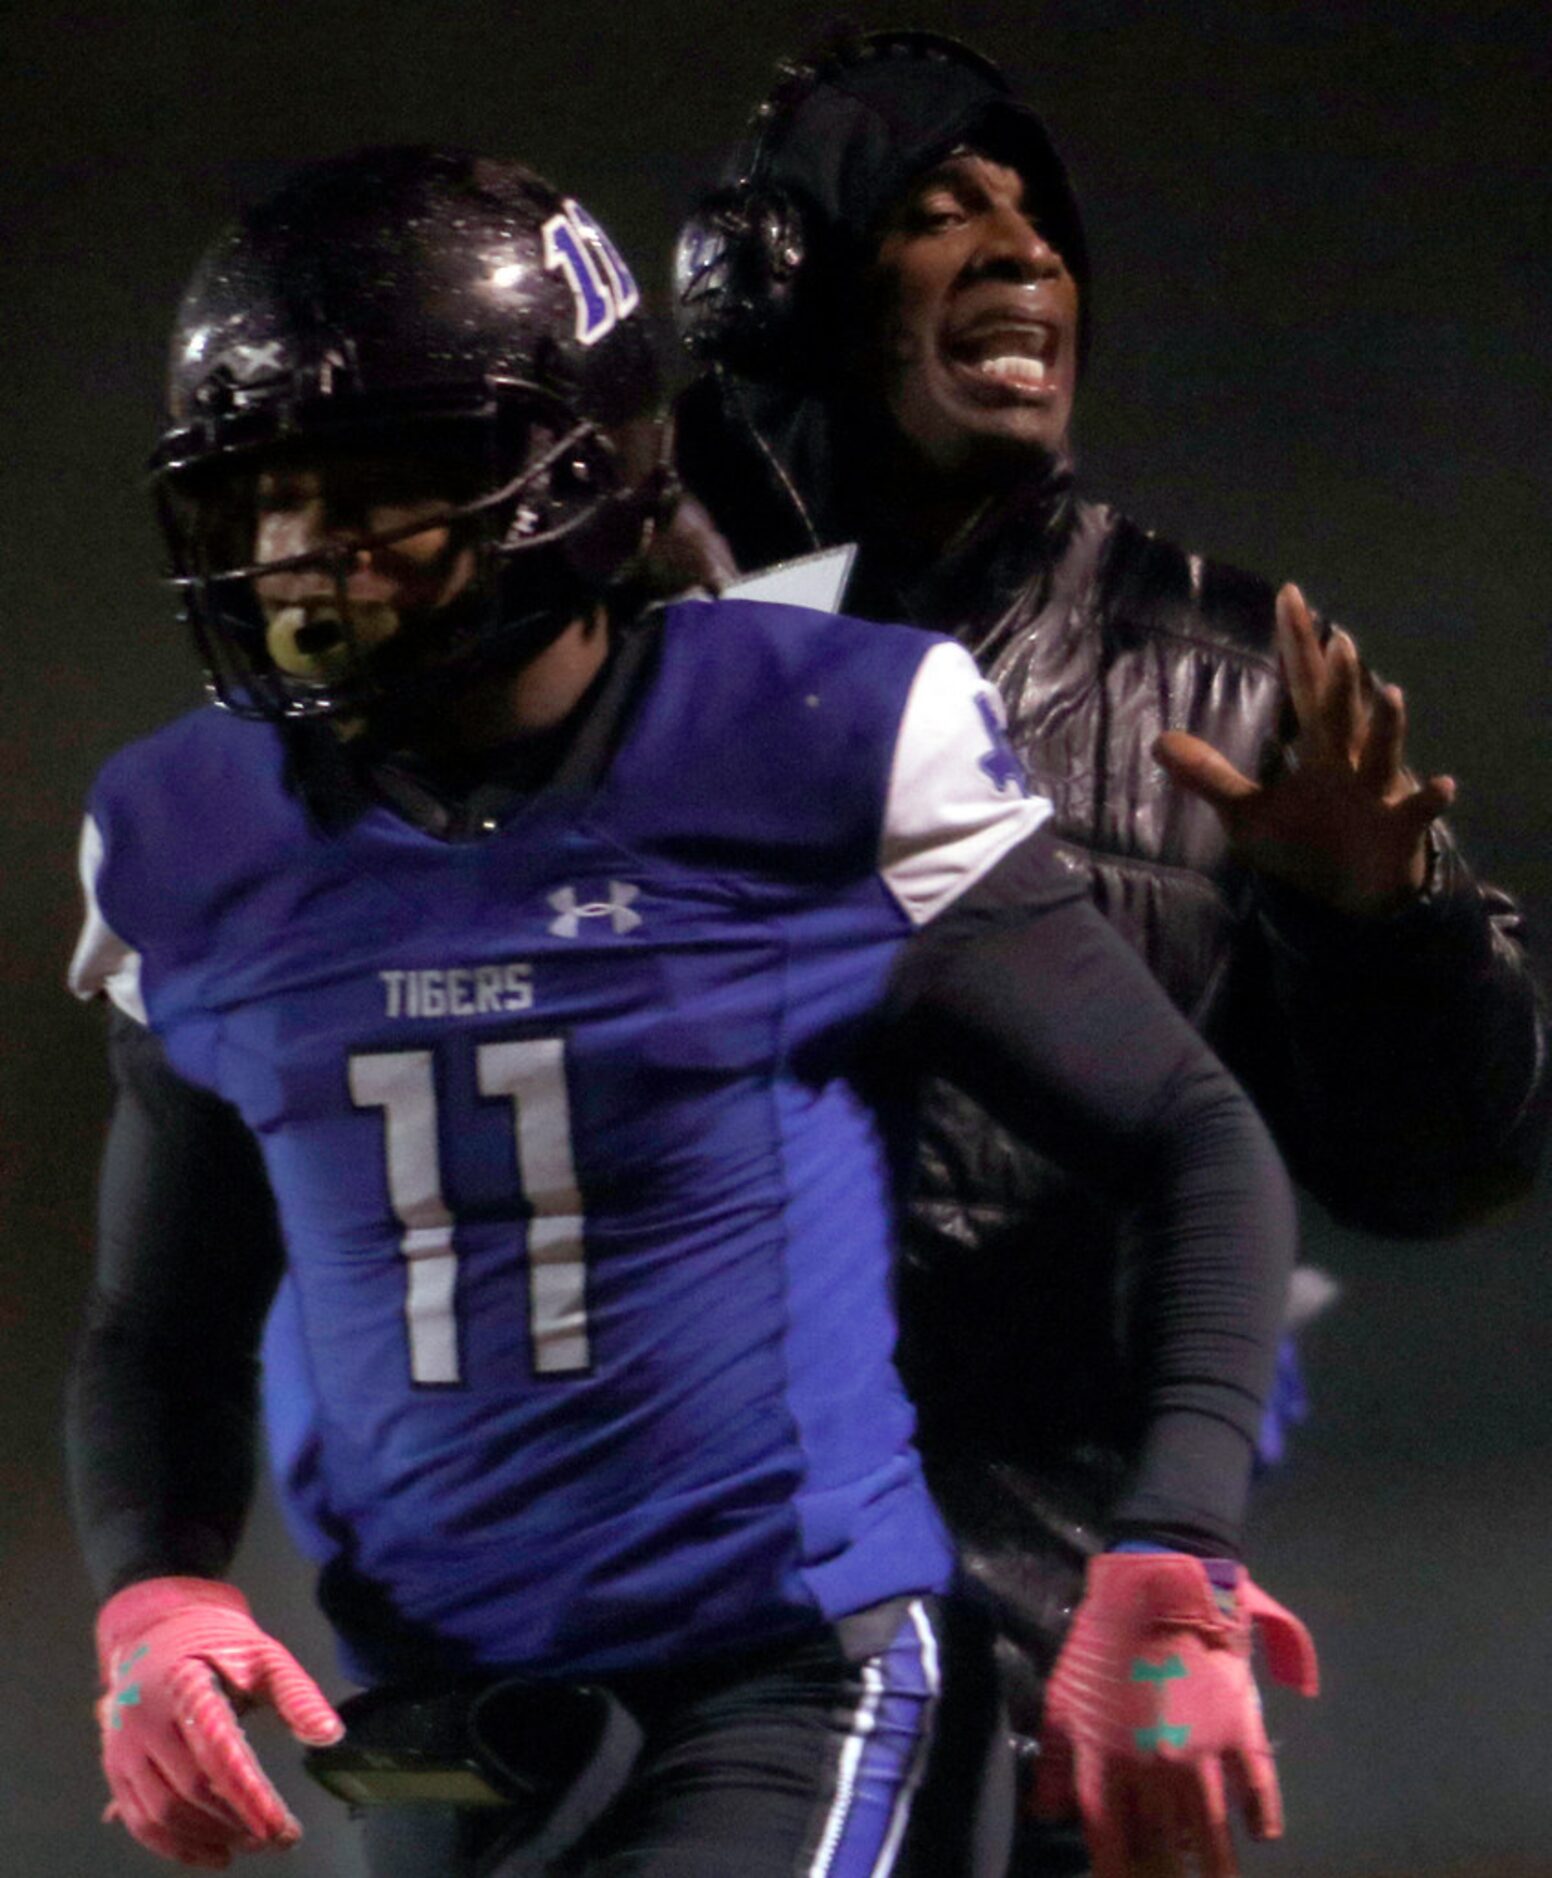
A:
153;147;663;722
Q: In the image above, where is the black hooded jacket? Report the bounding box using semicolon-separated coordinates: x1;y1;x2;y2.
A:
675;36;1549;1729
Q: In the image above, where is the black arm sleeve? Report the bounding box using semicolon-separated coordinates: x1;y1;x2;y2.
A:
66;1010;286;1598
882;831;1298;1557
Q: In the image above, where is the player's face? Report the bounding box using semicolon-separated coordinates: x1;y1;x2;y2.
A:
248;453;477;686
863;153;1080;476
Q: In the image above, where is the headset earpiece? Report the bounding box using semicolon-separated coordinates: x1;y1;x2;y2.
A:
673;185;808;379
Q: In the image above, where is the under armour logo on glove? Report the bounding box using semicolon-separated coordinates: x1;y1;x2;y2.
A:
548;882;643;937
108;1644;149;1729
1130;1651;1192;1751
1035;1552;1319;1878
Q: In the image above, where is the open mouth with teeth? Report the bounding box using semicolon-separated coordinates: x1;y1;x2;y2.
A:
942;321;1060;401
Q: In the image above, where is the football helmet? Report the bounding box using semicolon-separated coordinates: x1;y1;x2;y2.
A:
152;147;663;723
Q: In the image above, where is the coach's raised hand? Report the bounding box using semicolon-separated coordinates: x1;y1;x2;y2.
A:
1155;582;1455;916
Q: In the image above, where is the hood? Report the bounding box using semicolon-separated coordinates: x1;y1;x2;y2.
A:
744;44;1089;319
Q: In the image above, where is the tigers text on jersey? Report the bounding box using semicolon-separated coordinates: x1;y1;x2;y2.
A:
71;598;1051;1682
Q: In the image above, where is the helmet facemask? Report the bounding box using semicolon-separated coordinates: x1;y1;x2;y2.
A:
154;385;653;730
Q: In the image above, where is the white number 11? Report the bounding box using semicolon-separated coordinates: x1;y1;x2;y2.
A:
348;1038;587;1385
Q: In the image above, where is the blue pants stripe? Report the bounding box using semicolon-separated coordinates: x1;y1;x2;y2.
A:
808;1598;942;1878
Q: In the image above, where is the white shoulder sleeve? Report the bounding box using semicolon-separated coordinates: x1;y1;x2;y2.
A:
879;640;1053;927
67;815;147;1023
720;544;856;612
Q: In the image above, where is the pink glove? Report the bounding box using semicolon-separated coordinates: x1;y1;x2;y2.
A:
95;1576;344;1869
1035;1553;1318;1878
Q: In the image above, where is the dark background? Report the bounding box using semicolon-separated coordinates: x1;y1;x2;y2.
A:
3;3;1548;1873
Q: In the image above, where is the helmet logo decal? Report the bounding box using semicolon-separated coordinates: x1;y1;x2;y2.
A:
542;199;641;347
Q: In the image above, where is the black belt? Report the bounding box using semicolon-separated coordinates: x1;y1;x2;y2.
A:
306;1676;643;1875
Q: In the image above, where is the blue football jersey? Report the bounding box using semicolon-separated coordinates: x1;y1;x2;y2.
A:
72;598;1051;1681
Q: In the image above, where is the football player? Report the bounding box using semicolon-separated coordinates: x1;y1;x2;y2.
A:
68;147;1312;1878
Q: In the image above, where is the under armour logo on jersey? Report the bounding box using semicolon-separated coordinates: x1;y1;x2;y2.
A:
975;693;1026;795
548;882;642;937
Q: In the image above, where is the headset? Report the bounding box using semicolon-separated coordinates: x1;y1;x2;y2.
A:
673;29;1020;383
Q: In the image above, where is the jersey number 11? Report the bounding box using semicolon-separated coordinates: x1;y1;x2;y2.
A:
349;1038;586;1386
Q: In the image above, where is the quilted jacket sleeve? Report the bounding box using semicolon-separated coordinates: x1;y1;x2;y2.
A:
1234;822;1548;1236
